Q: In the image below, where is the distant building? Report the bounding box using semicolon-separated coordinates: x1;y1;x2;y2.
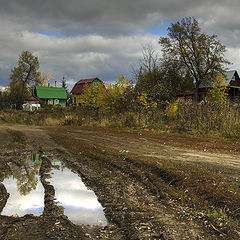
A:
176;91;194;101
70;77;103;105
22;96;41;111
177;70;240;101
25;96;39;104
34;86;67;106
198;70;240;101
22;103;41;112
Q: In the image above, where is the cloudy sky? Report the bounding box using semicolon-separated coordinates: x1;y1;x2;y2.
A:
0;0;240;90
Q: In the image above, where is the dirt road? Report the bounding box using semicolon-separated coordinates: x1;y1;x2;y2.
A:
0;124;239;239
55;126;240;178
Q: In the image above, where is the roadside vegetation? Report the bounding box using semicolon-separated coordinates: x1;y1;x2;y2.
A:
1;89;240;138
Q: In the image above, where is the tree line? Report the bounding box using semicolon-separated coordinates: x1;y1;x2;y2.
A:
0;17;229;109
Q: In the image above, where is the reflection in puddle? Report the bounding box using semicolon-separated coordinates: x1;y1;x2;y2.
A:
1;155;107;226
49;160;107;226
1;159;44;216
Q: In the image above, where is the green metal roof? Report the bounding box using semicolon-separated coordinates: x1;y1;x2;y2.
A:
35;86;67;99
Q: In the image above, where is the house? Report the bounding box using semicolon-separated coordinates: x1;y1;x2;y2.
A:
198;70;240;101
22;96;41;111
25;96;39;104
177;70;240;101
70;77;103;105
34;86;67;106
176;91;194;101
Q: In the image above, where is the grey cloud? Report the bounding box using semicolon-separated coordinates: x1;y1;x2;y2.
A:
0;0;240;48
1;0;240;88
0;29;159;88
1;0;238;36
1;1;240;43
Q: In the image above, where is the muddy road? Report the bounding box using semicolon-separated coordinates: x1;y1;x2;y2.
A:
0;124;239;239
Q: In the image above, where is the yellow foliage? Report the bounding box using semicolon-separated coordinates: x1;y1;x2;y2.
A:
79;75;132;113
97;75;132;113
207;74;229;109
166;101;178;117
78;82;102;110
137;92;157;111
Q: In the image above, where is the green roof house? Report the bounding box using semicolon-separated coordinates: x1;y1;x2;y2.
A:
34;86;67;106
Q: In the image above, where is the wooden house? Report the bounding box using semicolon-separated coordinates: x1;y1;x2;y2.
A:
25;96;39;104
177;70;240;101
198;70;240;101
70;77;103;105
176;91;194;101
34;86;67;106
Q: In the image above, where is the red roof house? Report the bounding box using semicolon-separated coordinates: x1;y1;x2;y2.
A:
70;77;102;104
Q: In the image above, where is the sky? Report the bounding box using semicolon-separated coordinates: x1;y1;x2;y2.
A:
0;0;240;90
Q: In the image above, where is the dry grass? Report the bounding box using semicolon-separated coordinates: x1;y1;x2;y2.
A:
1;102;240;138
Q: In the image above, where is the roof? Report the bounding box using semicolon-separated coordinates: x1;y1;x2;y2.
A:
35;86;67;99
199;70;238;88
70;77;101;95
27;96;39;102
177;91;194;96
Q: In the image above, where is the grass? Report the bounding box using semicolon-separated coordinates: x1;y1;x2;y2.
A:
1;101;240;138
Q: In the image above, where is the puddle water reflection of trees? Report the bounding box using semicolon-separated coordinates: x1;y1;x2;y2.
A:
0;154;107;226
11;158;41;195
1;156;44;216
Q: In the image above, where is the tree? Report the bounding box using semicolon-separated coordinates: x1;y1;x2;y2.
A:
97;75;134;114
61;76;68;91
134;45;179;104
134;45;160;95
37;71;54;86
79;75;133;114
160;58;194;93
206;74;229;110
9;51;40;108
78;81;101;111
159;17;229;100
0;88;9;109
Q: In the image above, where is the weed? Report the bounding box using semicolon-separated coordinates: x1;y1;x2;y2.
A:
119;149;129;158
83;156;91;162
207;208;240;231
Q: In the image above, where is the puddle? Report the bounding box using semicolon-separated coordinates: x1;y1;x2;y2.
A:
1;159;44;217
48;160;107;226
1;155;107;226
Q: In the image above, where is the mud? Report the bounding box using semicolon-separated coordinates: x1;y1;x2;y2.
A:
0;124;239;239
